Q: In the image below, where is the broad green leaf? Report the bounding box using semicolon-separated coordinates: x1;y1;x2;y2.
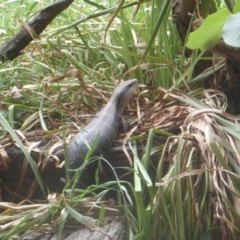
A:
233;0;240;13
222;13;240;47
187;9;231;50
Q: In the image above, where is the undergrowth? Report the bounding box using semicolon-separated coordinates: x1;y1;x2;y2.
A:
1;0;240;240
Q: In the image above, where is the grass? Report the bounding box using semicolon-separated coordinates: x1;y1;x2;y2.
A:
0;0;240;239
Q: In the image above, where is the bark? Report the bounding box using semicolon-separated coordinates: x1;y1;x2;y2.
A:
211;39;240;71
22;219;127;240
64;219;127;240
206;28;240;114
171;0;195;47
171;0;213;77
0;0;74;62
0;140;161;202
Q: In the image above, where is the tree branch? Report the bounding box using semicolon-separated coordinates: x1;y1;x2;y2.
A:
0;0;74;62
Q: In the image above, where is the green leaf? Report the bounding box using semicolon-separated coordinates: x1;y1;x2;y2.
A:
222;13;240;47
233;0;240;13
66;204;98;230
187;9;231;50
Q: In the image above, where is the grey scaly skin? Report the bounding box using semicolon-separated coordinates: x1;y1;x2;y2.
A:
67;79;138;169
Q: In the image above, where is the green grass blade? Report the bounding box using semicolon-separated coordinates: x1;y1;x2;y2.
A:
0;112;46;196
